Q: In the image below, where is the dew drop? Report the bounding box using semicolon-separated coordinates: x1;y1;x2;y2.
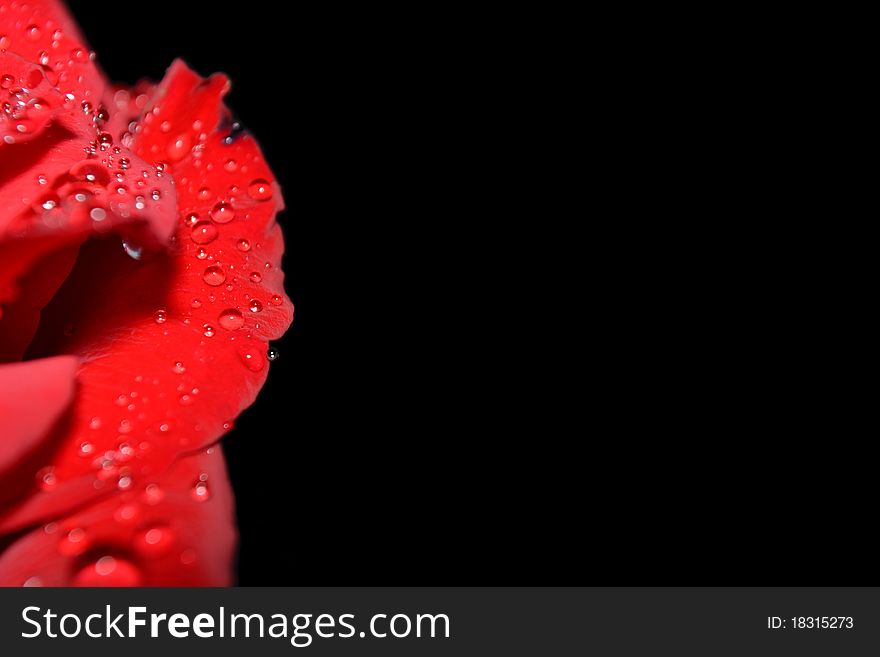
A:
195;247;209;260
72;556;142;586
122;240;143;260
247;178;273;201
58;528;89;556
269;294;283;306
23;577;43;587
223;159;238;172
236;238;251;252
191;298;202;309
114;503;141;524
154;310;167;324
143;483;164;505
202;323;216;337
36;466;57;491
218;308;244;331
191;475;211;502
240;349;265;371
202;265;226;286
166;133;191;161
249;271;262;283
267;348;280;361
190;221;218;244
209;201;235;224
135;525;175;558
248;299;263;313
172;361;186;374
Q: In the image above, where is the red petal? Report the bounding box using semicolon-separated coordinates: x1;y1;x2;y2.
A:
0;61;291;560
0;447;236;586
0;356;78;477
0;2;179;357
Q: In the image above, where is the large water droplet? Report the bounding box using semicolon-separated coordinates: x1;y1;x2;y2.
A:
202;265;226;286
218;308;244;331
247;178;272;201
248;299;263;313
191;221;218;244
209;201;235;224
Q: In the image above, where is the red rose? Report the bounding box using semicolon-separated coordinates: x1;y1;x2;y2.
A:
0;0;292;585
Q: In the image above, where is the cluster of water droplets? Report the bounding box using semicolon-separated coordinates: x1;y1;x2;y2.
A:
0;62;52;143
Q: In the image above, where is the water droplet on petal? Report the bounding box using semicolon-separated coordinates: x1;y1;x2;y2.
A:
236;238;251;252
23;576;43;587
58;528;89;556
166;133;191;161
267;348;280;361
209;201;235;224
202;265;226;286
269;294;283;306
172;361;186;374
191;478;211;502
247;178;272;201
240;349;265;371
36;466;57;491
248;299;263;313
135;526;175;558
191;221;218;244
122;240;143;260
218;308;244;331
154;310;167;324
143;483;164;505
73;556;142;586
202;323;216;337
114;503;141;524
